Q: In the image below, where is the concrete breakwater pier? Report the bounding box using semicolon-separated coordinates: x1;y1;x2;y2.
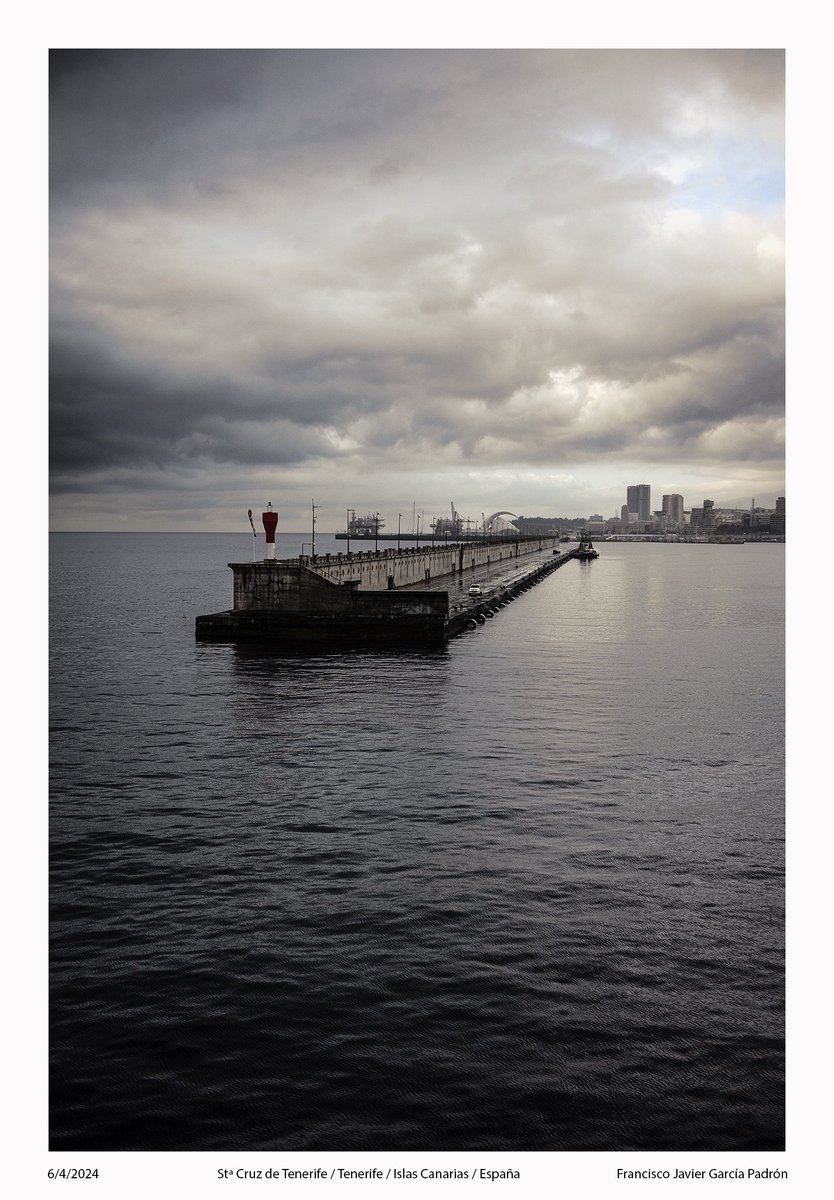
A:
196;534;579;647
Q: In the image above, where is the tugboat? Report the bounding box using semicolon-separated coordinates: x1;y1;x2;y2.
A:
575;537;599;560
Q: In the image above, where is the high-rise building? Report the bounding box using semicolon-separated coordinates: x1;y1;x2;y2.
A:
690;499;715;531
626;484;651;524
662;494;684;524
772;496;785;536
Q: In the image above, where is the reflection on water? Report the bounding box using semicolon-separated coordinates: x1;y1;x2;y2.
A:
50;534;784;1151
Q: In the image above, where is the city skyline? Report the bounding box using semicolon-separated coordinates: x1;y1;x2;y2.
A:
45;485;785;534
47;476;786;534
50;50;784;532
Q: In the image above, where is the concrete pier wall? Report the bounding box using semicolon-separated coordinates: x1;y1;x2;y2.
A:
231;536;559;609
196;546;577;646
231;562;448;616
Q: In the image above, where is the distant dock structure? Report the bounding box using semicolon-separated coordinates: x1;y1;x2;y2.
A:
335;504;521;544
196;510;581;647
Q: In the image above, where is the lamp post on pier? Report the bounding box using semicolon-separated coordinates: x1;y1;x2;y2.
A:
397;513;402;552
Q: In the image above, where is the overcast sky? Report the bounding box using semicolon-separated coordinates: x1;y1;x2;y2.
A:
49;49;784;531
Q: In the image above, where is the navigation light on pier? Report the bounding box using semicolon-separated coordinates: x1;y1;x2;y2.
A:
262;503;278;560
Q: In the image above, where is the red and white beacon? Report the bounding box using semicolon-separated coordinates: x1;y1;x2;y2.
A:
262;503;278;560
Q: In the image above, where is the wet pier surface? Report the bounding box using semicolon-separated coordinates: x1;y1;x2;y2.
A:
400;546;570;597
438;549;577;635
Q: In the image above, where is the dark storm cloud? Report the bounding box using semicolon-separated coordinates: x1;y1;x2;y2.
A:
49;49;784;526
49;338;370;472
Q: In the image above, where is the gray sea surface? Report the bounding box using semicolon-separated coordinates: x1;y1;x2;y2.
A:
49;533;784;1150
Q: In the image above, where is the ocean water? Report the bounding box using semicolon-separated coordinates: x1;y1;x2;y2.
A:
49;533;784;1151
